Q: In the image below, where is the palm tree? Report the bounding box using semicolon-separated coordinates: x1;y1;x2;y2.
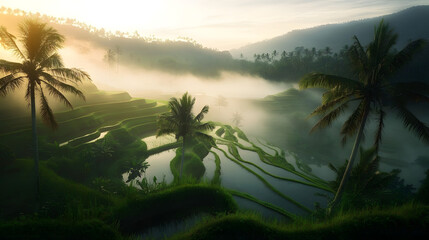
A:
299;20;429;211
232;112;243;127
328;147;405;210
0;19;90;200
157;92;215;180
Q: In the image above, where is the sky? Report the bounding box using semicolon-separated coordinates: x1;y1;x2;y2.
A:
0;0;428;50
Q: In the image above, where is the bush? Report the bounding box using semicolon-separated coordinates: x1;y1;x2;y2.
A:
113;185;237;234
416;169;429;204
171;204;429;240
171;150;206;180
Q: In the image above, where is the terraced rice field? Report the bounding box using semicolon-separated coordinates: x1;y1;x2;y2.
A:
0;95;333;220
0;97;168;156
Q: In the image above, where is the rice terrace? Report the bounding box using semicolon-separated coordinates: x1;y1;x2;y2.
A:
1;1;429;239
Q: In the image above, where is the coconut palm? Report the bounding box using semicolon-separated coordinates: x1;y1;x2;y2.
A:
299;20;429;211
157;92;215;180
328;147;404;209
0;19;90;200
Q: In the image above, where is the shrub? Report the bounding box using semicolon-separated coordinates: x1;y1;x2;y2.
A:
113;185;237;234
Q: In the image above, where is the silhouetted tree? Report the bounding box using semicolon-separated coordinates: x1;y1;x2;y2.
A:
299;20;429;212
0;19;90;201
157;93;214;180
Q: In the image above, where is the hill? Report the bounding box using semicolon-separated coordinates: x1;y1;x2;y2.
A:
231;5;429;59
0;11;250;79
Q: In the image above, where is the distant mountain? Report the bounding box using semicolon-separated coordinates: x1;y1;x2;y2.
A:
231;5;429;59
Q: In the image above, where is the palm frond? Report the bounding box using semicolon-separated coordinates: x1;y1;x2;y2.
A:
193;121;215;132
349;35;369;76
322;88;350;104
157;114;178;137
310;93;356;117
38;85;58;129
395;105;429;144
0;59;23;73
310;102;348;133
328;163;338;173
19;20;64;62
40;80;73;109
0;74;24;96
369;20;397;63
156;127;176;138
340;100;368;144
48;68;91;83
195;105;209;122
158;92;214;146
299;73;362;91
40;72;85;100
39;53;64;69
34;27;64;63
0;26;26;60
374;107;385;152
391;39;426;71
194;131;216;146
391;81;429;103
24;82;32;105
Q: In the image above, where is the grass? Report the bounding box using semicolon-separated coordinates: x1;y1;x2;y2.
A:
228;189;297;220
112;185;238;234
0;98;168;157
170;203;429;240
209;151;221;185
0;158;114;219
169;138;212;181
2;96;427;239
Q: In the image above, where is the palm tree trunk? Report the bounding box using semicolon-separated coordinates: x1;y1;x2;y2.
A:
30;86;40;205
329;107;369;212
179;137;185;181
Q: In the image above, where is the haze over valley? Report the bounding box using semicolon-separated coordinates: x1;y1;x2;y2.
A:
1;2;429;239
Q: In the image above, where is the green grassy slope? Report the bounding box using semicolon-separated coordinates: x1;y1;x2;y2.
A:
171;204;429;240
0;94;168;157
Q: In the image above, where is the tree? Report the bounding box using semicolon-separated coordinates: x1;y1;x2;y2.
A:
328;147;413;210
0;19;90;201
157;92;215;180
104;49;117;69
215;95;228;111
299;20;429;211
232;112;243;127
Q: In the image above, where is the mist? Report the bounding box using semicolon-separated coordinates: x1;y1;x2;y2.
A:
58;38;288;99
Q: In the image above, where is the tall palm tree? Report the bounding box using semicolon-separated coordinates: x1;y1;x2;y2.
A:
0;19;90;200
328;147;405;210
299;20;429;211
157;92;214;180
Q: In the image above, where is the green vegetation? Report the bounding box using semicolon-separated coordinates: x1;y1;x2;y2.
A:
228;190;296;220
113;185;237;234
157;92;215;180
0;17;428;240
299;20;429;211
215;146;312;213
327;147;415;212
210;151;221;185
170;204;429;240
0;19;91;201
